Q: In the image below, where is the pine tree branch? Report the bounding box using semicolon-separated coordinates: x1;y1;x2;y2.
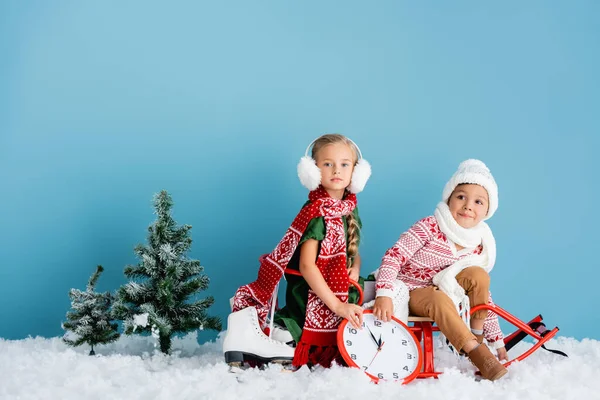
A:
86;265;104;292
124;264;151;279
173;277;207;301
178;260;202;281
202;315;222;331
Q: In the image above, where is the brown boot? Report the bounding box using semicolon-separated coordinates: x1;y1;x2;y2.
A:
468;344;507;381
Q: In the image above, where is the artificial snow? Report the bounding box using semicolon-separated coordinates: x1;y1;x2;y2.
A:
0;332;597;400
132;313;149;332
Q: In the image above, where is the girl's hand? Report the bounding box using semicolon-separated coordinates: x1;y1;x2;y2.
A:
372;296;394;322
334;302;363;329
348;266;359;282
497;346;508;361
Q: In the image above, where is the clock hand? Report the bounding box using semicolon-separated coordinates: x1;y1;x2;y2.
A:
367;348;381;368
367;340;386;368
366;326;380;348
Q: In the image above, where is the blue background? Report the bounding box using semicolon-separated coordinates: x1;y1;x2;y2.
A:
1;1;598;343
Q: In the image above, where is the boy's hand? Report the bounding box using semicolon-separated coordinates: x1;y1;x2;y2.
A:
372;296;394;322
334;302;364;329
497;346;508;361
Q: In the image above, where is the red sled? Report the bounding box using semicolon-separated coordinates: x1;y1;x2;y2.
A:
409;303;564;380
283;270;565;382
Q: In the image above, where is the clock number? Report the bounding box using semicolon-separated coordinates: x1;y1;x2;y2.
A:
374;320;382;327
403;365;409;371
377;373;384;379
346;340;353;346
407;353;412;359
348;327;357;334
362;366;368;371
393;372;399;379
401;339;408;346
391;328;395;334
350;353;357;360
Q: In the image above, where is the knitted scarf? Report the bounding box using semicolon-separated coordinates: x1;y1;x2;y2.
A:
432;202;496;322
232;186;357;367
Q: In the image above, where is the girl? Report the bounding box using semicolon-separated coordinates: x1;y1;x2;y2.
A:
225;134;371;369
372;159;508;381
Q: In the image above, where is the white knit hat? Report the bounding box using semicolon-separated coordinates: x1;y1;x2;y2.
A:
442;159;498;220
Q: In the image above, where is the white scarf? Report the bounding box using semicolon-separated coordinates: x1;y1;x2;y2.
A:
432;202;496;324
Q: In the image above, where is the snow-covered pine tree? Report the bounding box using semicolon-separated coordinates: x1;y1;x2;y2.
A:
112;190;221;354
62;265;120;355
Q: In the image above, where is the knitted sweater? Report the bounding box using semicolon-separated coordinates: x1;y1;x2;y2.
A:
376;216;503;345
273;204;362;344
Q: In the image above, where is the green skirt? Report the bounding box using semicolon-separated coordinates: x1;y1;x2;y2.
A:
273;274;370;343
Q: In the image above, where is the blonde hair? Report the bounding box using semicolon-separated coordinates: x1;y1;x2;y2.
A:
311;133;360;267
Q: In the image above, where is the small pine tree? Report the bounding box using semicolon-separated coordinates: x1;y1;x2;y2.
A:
112;190;221;354
62;265;120;355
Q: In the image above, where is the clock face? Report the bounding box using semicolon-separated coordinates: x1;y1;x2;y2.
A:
337;310;422;384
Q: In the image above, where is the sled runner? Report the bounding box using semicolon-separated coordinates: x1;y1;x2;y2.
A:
407;303;563;381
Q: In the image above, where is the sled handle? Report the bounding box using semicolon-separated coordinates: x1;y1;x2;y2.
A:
470;304;560;369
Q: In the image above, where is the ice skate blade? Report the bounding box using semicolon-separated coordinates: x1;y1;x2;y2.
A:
225;350;293;367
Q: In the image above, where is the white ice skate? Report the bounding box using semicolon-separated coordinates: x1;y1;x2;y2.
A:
270;325;294;344
223;306;295;366
228;296;294;344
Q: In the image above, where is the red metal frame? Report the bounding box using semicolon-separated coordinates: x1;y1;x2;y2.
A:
470;304;559;369
409;320;442;379
503;314;543;345
408;304;559;379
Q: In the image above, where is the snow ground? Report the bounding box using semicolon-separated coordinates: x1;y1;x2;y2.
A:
1;332;597;400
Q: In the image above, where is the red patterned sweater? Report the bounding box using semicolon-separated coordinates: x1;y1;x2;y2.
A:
376;216;504;346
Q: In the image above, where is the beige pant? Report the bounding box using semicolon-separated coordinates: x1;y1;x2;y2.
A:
408;266;490;352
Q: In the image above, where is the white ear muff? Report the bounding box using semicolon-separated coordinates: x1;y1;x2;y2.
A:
348;158;372;194
297;155;321;191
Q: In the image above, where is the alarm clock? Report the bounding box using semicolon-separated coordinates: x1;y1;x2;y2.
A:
337;310;422;384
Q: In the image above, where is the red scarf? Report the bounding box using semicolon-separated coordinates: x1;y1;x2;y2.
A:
232;186;357;367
